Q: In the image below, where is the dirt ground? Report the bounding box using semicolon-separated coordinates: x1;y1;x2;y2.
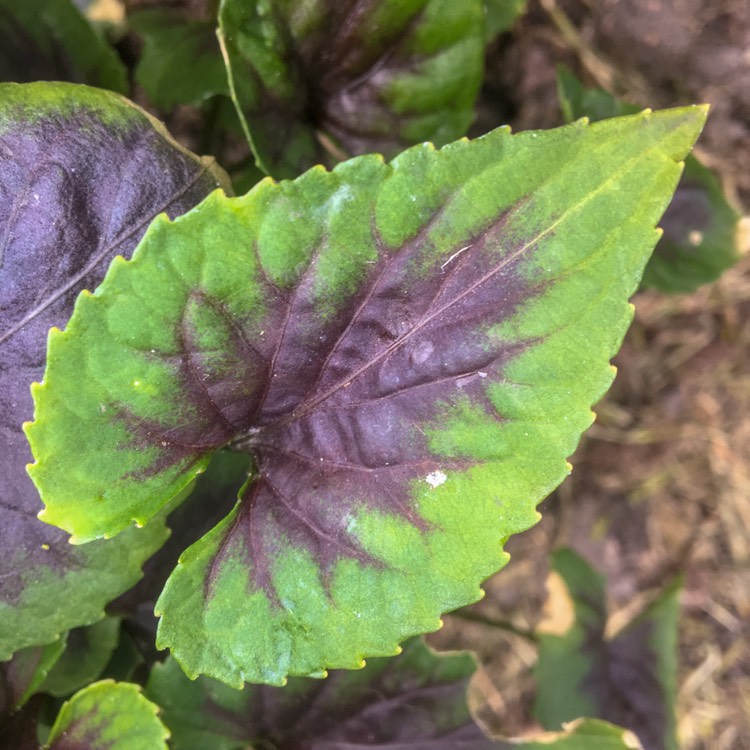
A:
432;3;750;749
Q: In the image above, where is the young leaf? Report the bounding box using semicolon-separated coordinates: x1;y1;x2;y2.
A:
534;549;680;750
46;680;169;750
218;0;486;178
147;637;495;749
0;81;228;658
131;9;230;110
557;67;741;293
28;108;706;685
0;0;127;92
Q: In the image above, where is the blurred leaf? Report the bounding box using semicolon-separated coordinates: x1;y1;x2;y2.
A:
494;718;643;749
556;66;741;292
534;549;680;750
131;9;230;109
147;637;495;749
41;619;121;698
484;0;527;42
27;108;706;686
0;81;227;658
46;680;168;749
0;0;127;92
219;0;486;178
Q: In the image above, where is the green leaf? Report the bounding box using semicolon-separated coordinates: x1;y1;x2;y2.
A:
1;638;66;714
484;0;527;42
218;0;486;178
0;81;227;658
40;619;121;698
147;637;495;749
46;681;169;750
557;67;741;292
0;0;127;92
131;9;230;110
28;108;706;685
534;549;680;750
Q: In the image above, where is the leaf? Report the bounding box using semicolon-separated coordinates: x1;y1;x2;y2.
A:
147;636;495;749
556;67;741;293
641;156;743;292
218;0;486;178
493;719;643;749
46;680;169;750
40;618;121;698
131;9;230;110
484;0;527;42
28;108;706;685
1;639;66;714
534;549;680;750
0;81;229;658
0;0;127;92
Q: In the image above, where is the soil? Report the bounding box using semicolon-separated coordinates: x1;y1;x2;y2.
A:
432;3;750;749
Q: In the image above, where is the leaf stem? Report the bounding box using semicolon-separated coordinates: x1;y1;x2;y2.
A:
448;610;538;643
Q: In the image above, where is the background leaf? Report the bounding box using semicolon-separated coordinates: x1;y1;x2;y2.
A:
1;639;65;714
484;0;527;42
0;0;127;92
493;718;643;749
218;0;486;178
534;549;680;750
147;636;495;749
131;8;230;110
28;108;705;685
46;680;168;750
557;67;741;293
0;81;228;658
40;618;121;698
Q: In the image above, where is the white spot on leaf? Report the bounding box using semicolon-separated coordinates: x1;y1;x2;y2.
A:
425;470;447;489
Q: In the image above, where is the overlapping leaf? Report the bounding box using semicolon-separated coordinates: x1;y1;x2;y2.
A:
41;618;121;698
534;549;680;750
28;108;705;684
147;637;496;749
557;67;740;292
46;681;168;750
0;0;126;92
0;81;228;657
218;0;486;178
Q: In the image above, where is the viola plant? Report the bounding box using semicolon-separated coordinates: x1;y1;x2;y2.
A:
0;1;716;748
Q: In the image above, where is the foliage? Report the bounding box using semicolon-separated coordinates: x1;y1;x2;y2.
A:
0;1;722;748
535;549;680;750
557;67;742;292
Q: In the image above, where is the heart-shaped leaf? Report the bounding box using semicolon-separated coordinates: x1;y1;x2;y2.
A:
147;636;495;749
534;549;680;750
46;680;168;750
0;81;229;658
0;0;127;92
557;67;741;293
218;0;486;178
28;107;706;685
